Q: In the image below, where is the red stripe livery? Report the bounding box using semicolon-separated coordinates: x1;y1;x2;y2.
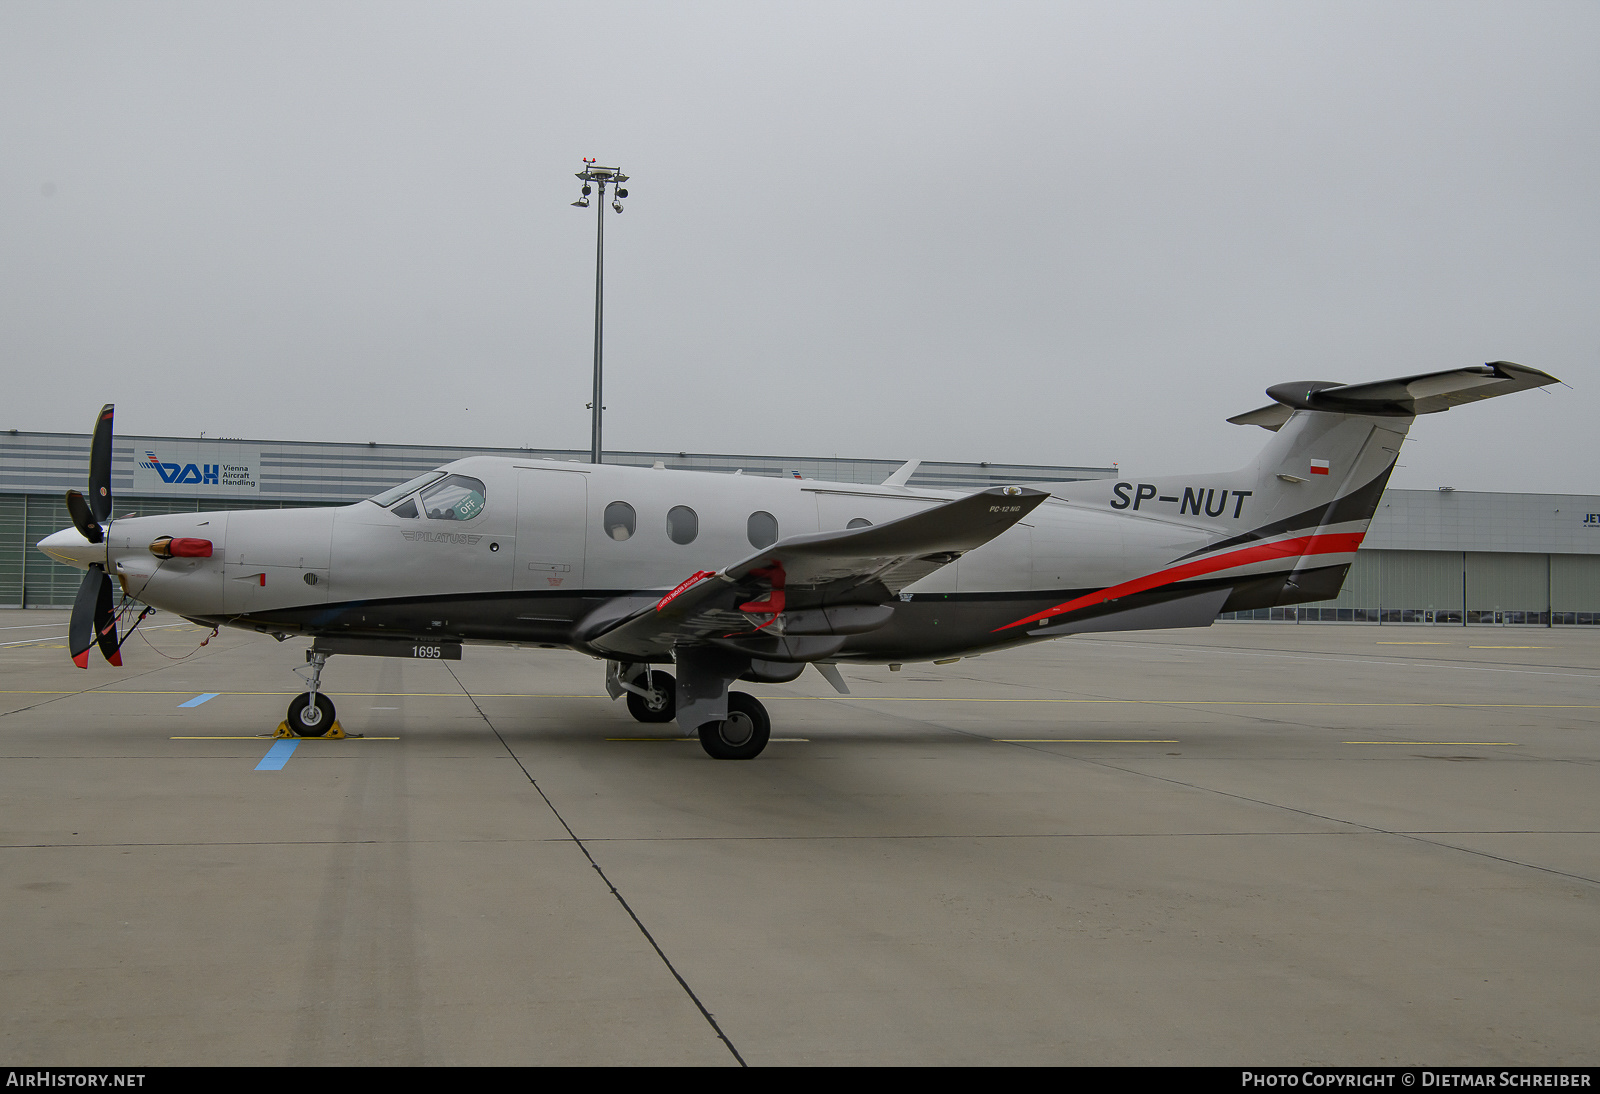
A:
994;532;1365;632
657;570;716;611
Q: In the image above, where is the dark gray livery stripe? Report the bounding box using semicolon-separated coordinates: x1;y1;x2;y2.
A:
1169;464;1394;564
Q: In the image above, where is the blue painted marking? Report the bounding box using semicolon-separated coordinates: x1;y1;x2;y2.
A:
178;693;219;708
255;740;299;771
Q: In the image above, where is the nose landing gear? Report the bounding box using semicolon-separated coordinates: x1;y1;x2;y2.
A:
286;691;337;736
281;649;345;738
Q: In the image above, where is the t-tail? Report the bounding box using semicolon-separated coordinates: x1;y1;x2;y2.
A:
1017;362;1558;633
1221;362;1555;604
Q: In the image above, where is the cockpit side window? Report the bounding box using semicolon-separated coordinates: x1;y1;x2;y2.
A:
391;498;419;519
420;475;487;521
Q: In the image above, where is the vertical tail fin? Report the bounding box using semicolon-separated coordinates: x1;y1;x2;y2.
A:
1030;363;1558;626
1205;361;1556;606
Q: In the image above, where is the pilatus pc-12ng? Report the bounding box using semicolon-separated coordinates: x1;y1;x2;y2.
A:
39;362;1556;758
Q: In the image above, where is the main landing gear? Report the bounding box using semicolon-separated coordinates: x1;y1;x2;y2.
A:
625;668;676;723
608;661;772;760
283;649;343;737
696;691;770;760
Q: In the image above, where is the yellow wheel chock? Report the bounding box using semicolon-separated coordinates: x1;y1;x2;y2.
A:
274;720;349;739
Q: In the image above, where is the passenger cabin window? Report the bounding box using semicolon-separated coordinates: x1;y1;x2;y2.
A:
392;498;419;519
604;501;636;541
667;505;698;545
420;475;487;521
747;511;779;549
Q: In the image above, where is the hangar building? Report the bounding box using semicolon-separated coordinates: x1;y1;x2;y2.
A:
3;429;1597;625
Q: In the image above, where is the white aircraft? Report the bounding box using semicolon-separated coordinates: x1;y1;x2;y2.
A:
39;362;1555;759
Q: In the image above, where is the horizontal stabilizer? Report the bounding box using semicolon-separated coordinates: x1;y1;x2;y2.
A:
1230;361;1557;430
1225;404;1294;431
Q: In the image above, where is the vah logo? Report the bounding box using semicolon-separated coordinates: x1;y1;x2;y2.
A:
139;452;257;488
141;451;218;485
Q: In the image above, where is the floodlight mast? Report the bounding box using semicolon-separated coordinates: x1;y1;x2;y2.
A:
572;159;629;464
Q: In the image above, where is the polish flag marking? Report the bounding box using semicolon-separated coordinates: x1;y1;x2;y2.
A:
1310;459;1331;476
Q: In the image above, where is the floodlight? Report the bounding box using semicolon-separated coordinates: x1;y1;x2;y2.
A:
570;159;631;465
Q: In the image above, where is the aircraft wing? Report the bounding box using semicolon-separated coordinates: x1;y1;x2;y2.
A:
578;486;1049;661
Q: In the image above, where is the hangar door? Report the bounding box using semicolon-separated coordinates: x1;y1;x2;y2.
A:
1466;552;1548;614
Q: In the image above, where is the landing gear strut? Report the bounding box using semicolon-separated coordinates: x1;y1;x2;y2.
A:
697;692;770;760
287;649;338;737
626;669;676;723
608;662;677;723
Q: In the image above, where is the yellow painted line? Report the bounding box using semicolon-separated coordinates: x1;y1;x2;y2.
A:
0;690;610;698
169;735;400;740
606;737;809;742
1343;741;1519;746
997;739;1179;744
788;698;1600;709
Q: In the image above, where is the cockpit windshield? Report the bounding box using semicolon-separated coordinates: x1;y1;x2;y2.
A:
420;475;487;521
368;471;448;508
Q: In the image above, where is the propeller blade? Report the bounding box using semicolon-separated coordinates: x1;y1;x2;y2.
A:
68;566;120;669
94;569;122;667
64;489;103;544
69;566;106;669
88;404;114;524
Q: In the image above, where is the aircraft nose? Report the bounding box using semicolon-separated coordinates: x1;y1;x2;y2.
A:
37;527;102;570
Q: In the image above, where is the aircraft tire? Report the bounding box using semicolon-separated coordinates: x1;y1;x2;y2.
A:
697;692;770;760
626;671;676;723
287;692;336;738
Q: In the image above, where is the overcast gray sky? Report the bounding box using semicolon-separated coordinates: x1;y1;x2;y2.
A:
3;1;1595;492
